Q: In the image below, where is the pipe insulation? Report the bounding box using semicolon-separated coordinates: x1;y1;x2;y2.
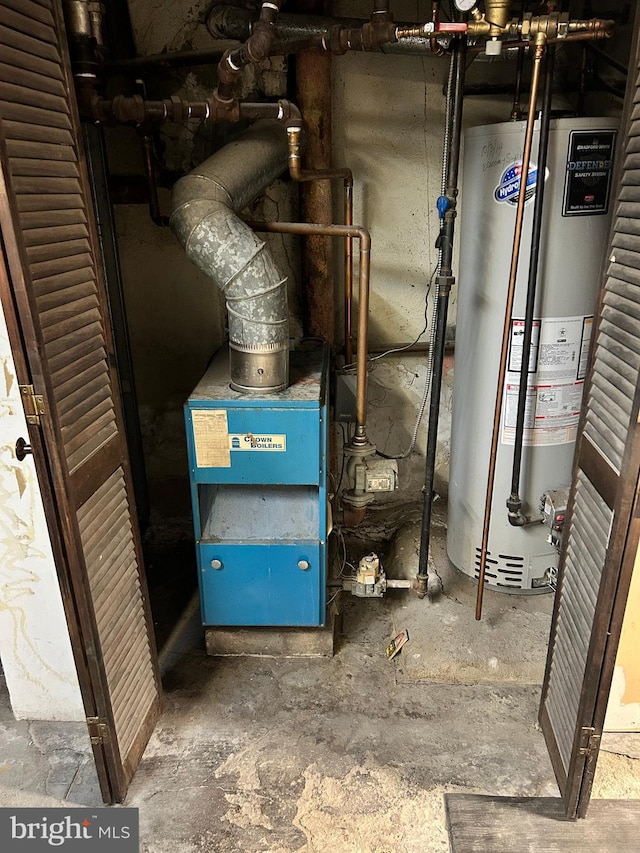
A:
170;121;290;392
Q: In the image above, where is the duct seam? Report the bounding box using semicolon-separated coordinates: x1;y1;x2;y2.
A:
170;121;290;392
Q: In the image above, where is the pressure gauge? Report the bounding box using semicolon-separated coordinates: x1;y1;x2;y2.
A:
453;0;477;11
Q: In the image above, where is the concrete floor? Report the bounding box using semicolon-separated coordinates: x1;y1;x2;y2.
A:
0;508;639;851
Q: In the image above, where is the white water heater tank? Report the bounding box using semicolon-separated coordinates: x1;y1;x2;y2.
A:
448;116;617;593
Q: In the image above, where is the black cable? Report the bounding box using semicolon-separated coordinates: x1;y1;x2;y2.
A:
508;45;556;523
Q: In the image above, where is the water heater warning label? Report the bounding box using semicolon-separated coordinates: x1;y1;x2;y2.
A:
502;315;593;447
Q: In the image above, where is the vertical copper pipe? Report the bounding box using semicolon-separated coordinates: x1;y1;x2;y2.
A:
355;240;370;436
286;126;354;358
247;219;371;435
345;187;354;364
475;33;546;621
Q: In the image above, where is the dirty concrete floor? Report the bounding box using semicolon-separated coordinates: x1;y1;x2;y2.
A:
0;509;639;850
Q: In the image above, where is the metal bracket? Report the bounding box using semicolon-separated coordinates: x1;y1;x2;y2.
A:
86;716;110;746
578;726;601;757
19;384;45;425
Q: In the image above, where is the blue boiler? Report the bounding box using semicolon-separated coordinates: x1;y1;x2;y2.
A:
184;343;329;627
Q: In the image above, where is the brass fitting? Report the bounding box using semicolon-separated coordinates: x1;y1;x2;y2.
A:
466;18;490;38
567;17;615;38
286;125;304;178
484;0;512;39
519;12;568;41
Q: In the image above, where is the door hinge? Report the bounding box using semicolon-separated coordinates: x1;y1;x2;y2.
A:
86;716;110;746
578;726;601;757
19;384;45;425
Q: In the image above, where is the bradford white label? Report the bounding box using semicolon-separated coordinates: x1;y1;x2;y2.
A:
563;130;616;216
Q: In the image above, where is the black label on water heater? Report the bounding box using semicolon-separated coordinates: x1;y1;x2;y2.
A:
562;129;616;216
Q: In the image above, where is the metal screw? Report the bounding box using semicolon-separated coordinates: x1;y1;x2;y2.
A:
210;559;223;570
297;559;310;571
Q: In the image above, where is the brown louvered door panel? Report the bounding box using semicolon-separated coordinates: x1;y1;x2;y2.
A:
539;33;640;820
0;0;160;802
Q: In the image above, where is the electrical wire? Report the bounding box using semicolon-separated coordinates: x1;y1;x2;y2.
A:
335;526;356;578
340;265;435;376
368;266;436;363
326;588;342;607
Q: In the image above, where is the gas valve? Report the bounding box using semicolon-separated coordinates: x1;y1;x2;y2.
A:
342;440;399;515
542;488;569;553
353;552;386;598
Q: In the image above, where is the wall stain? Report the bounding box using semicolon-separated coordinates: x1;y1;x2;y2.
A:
0;353;76;692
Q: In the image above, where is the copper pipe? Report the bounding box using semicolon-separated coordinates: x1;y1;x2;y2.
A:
286;125;355;361
475;32;546;622
247;219;371;437
345;185;354;363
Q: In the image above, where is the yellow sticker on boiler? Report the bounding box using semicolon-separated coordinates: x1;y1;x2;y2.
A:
192;409;231;467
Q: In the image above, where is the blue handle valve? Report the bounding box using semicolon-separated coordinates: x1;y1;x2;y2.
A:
436;195;450;220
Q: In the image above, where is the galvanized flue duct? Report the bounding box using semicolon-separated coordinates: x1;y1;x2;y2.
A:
170;121;290;393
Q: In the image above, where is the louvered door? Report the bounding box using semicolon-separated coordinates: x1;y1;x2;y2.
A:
0;0;160;802
539;31;640;820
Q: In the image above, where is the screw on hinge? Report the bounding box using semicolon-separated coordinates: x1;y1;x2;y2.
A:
18;384;45;425
86;716;110;746
578;726;601;757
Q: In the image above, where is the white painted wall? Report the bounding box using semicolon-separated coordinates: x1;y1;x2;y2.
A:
0;301;84;722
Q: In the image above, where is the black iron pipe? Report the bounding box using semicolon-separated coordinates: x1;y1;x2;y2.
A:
416;37;467;593
140;132;169;227
511;46;525;119
216;0;284;101
105;47;232;71
207;8;449;56
507;45;556;527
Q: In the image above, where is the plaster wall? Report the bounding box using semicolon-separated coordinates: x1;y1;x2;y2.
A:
0;301;84;722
